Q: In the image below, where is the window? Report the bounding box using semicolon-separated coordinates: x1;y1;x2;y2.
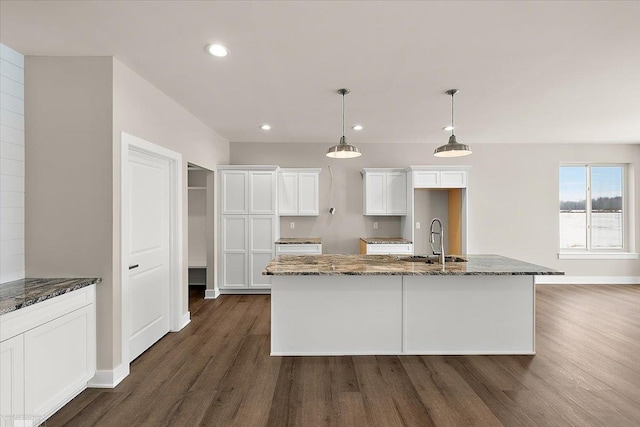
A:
559;164;625;253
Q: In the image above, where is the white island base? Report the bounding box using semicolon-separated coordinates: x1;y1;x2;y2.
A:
271;275;535;356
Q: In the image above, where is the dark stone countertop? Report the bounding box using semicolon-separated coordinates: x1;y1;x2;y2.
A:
263;254;564;276
0;277;101;315
361;237;412;244
276;238;322;245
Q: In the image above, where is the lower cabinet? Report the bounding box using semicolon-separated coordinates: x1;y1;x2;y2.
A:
220;214;276;292
0;285;96;425
0;335;24;423
361;243;413;255
275;243;322;255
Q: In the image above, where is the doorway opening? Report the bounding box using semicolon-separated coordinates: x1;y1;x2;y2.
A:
187;163;216;309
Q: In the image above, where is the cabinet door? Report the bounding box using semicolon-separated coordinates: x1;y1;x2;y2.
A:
1;334;24;422
413;171;440;188
441;171;467;188
221;216;248;288
386;172;407;215
249;216;275;289
249;171;276;214
221;171;248;214
298;172;319;216
364;172;386;215
24;304;95;418
278;172;298;215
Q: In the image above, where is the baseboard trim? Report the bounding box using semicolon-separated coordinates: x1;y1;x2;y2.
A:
175;311;191;331
535;275;640;285
88;363;129;388
205;288;220;299
270;350;536;356
219;289;271;295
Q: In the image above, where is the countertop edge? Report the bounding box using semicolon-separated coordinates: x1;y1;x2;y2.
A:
360;238;413;244
0;277;101;316
262;254;564;276
275;238;322;245
264;271;565;276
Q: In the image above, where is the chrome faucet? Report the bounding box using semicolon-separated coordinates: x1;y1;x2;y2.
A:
429;218;445;266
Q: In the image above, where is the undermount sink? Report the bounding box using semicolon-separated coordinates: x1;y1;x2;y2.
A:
398;255;467;264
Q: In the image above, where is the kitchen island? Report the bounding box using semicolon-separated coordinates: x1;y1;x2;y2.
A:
264;254;563;356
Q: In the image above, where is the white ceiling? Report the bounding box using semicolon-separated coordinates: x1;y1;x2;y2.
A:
2;1;639;145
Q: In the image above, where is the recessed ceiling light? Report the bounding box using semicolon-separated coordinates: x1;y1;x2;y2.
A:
352;124;363;131
443;126;455;131
260;124;271;130
205;44;229;57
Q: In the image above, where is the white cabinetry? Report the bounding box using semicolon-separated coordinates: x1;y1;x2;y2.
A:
0;335;24;422
219;166;279;292
0;285;96;425
221;168;277;215
278;168;320;216
412;167;468;188
276;244;323;255
24;304;95;418
362;243;413;255
361;169;407;215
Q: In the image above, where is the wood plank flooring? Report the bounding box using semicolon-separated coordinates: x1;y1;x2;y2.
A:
48;284;640;426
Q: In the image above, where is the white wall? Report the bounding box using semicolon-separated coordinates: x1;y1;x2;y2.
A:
25;56;115;371
231;142;640;277
112;59;229;371
25;56;229;376
112;57;229;325
0;44;25;283
414;189;449;256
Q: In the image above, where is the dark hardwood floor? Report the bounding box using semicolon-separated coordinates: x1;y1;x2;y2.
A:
48;284;640;426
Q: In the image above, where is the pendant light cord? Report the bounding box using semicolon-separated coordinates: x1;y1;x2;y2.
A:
342;92;346;140
451;92;455;137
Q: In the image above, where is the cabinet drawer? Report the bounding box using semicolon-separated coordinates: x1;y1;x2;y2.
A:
0;285;95;342
276;244;322;255
367;244;413;255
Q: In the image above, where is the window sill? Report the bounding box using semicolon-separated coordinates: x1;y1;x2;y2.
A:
558;252;638;260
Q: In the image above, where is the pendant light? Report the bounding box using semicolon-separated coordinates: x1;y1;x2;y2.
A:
434;89;472;157
326;88;362;158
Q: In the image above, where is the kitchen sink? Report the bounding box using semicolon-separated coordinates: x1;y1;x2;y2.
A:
397;255;467;264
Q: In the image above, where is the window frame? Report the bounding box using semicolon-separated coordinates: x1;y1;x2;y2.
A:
558;163;634;258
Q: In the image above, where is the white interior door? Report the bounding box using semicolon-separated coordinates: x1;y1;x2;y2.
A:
128;149;171;362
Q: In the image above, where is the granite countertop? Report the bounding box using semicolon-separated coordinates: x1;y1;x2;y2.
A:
263;254;564;276
361;237;412;244
276;237;322;245
0;277;101;316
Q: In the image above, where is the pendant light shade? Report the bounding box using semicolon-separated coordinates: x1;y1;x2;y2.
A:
326;88;362;158
434;89;472;158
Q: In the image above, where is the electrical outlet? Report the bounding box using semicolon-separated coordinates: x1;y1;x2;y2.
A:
290;222;295;229
373;222;379;230
416;222;421;229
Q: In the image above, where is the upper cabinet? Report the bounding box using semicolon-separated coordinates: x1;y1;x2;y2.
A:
361;169;407;215
220;166;278;215
411;166;469;189
278;168;321;216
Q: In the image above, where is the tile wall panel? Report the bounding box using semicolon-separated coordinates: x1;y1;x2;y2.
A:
0;44;24;283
